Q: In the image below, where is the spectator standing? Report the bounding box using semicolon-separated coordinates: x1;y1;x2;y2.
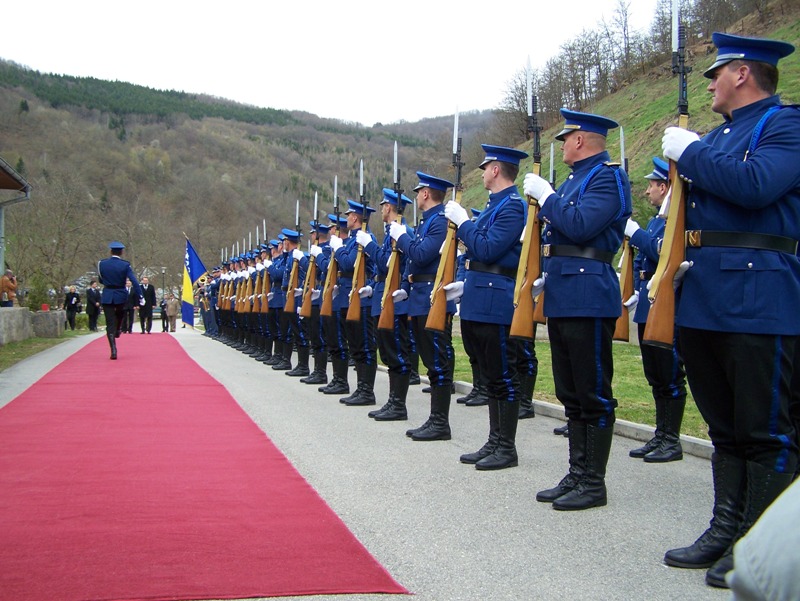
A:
86;280;102;331
64;285;81;330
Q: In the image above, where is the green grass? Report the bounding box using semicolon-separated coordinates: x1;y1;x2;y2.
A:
0;329;89;372
449;322;709;441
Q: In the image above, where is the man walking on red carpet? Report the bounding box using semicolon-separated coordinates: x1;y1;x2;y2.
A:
97;241;143;360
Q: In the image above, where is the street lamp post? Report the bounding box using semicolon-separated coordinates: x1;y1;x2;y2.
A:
161;267;166;297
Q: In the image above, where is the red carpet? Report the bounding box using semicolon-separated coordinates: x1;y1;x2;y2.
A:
0;334;407;601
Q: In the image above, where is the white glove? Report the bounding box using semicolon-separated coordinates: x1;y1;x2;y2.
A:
264;260;272;268
309;245;322;258
358;285;373;299
389;222;406;241
332;284;339;299
625;219;640;238
267;292;274;301
444;201;469;227
249;295;254;301
443;281;464;302
355;230;372;247
662;127;700;162
523;173;555;206
392;289;408;303
311;289;321;301
292;248;304;261
531;274;546;298
329;236;343;251
139;297;145;306
673;260;692;290
623;291;639;311
256;262;265;271
294;287;303;297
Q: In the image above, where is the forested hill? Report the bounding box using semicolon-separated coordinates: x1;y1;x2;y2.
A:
0;0;798;308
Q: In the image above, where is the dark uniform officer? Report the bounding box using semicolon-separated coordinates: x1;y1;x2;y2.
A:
659;33;799;588
317;214;351;394
523;108;631;510
97;241;143;360
361;188;414;420
300;220;331;384
281;228;311;377
390;172;456;441
625;157;687;463
445;145;527;470
333;200;378;406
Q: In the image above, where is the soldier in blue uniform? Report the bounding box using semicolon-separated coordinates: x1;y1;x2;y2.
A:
390;172;456;441
444;145;527;469
266;239;288;366
360;188;414;421
251;244;273;362
658;33;799;588
625;157;687;463
317;214;351;394
300;219;331;384
281;228;310;377
333;200;378;406
97;241;143;360
523;108;631;509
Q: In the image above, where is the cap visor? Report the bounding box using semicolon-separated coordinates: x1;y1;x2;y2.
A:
703;57;732;78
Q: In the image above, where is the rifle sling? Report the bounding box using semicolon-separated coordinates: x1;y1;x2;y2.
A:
686;230;798;255
374;274;386;283
542;244;614;264
465;260;516;279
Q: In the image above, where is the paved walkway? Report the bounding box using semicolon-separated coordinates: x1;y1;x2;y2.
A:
0;330;727;601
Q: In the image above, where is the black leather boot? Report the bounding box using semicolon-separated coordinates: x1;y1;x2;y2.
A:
107;332;117;360
629;434;660;458
272;340;293;371
411;385;451;441
319;356;350;394
286;347;310;377
664;453;746;568
301;352;328;384
476;398;520;470
461;398;500;464
457;363;481;404
265;340;283;365
553;420;614;510
644;397;685;463
517;373;537;419
553;423;569;437
260;337;274;364
705;461;794;588
374;372;409;421
537;419;586;502
464;381;489;407
409;369;420;385
344;362;377;406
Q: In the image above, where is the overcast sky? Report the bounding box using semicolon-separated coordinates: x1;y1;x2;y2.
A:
1;0;659;126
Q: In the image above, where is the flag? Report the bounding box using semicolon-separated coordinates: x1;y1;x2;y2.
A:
182;237;207;327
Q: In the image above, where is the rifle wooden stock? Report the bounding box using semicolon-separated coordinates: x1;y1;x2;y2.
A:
320;253;338;317
426;214;458;333
252;271;262;313
377;247;401;331
284;259;300;314
299;256;317;318
220;280;229;310
613;238;634;342
347;223;369;322
532;291;546;324
243;274;254;313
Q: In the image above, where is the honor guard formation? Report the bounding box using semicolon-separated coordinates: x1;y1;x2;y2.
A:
166;32;800;593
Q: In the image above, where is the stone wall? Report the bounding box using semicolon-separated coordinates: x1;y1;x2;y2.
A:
0;307;65;345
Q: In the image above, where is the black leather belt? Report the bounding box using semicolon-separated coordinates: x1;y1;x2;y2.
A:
686;230;798;255
338;271;354;278
542;244;614;264
408;273;436;284
374;274;386;283
639;271;654;281
465;259;516;279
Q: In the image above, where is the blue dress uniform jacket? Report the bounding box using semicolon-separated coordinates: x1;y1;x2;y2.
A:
332;229;376;312
310;241;330;308
629;214;665;323
457;185;525;325
364;223;413;317
281;252;308;299
267;255;286;309
675;96;800;335
395;205;456;318
539;150;631;318
98;256;142;304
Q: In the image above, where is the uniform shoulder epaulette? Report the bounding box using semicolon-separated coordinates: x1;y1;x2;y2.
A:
604;161;621;167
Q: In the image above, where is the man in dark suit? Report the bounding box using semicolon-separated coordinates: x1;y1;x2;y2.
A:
86;280;102;331
122;279;136;333
138;276;157;334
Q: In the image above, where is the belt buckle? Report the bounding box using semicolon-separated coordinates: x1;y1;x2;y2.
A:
464;259;472;270
686;230;701;247
542;244;552;258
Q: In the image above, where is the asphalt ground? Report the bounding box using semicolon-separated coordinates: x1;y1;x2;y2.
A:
0;330;728;601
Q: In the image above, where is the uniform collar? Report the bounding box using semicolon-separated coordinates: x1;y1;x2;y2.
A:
571;150;612;174
726;94;781;123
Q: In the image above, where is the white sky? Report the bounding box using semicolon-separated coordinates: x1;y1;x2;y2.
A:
1;0;659;126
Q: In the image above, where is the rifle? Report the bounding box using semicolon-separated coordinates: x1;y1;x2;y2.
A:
300;192;320;318
378;141;404;331
643;0;690;349
613;127;634;342
426;111;462;333
320;176;339;317
510;68;543;341
284;200;302;315
243;257;254;314
346;159;368;322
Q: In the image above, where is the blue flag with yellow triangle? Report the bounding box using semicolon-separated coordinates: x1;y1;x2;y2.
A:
182;237;207;327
